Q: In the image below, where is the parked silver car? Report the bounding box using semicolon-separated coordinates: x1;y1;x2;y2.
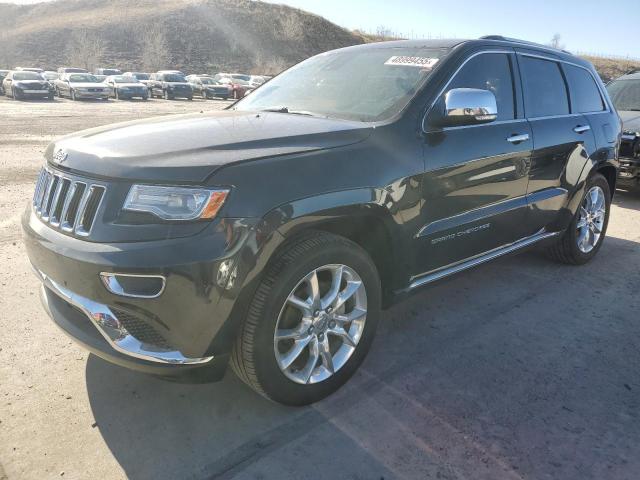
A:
54;73;109;100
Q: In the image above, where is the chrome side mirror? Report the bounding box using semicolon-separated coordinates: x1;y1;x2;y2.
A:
432;88;498;128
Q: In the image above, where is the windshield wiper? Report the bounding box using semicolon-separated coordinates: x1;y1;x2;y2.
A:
259;106;321;117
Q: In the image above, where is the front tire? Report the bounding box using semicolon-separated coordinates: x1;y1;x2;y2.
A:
70;89;76;101
548;173;611;265
231;232;381;406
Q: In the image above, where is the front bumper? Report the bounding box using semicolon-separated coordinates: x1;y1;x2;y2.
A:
117;89;148;99
23;203;272;380
75;90;109;99
15;88;53;98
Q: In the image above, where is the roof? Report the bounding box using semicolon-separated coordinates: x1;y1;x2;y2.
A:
343;36;582;61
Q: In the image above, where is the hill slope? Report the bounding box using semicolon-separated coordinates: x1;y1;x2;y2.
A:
0;0;364;74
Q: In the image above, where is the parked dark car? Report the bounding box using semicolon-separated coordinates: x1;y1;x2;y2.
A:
94;68;122;76
54;73;110;100
3;70;54;100
105;75;149;100
607;70;640;188
0;70;9;94
186;74;231;99
23;37;620;406
149;72;193;100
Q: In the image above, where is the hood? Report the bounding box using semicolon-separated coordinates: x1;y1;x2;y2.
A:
14;80;49;87
46;110;373;183
619;110;640;133
70;82;108;89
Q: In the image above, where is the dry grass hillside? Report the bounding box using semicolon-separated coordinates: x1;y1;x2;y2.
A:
0;0;364;74
0;0;638;81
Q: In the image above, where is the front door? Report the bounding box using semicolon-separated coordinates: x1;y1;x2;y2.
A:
415;51;533;277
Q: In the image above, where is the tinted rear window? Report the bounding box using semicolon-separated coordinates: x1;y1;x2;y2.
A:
447;53;515;121
520;57;569;118
564;64;604;113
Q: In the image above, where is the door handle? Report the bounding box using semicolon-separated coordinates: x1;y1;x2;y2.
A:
506;134;530;144
573;125;591;134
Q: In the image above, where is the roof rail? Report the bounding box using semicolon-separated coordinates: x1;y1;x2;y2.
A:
479;35;572;54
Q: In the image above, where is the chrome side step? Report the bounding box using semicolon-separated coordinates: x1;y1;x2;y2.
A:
408;230;560;291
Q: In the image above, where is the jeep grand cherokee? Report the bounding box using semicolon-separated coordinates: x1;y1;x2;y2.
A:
23;37;620;406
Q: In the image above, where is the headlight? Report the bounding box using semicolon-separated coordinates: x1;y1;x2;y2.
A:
124;185;229;221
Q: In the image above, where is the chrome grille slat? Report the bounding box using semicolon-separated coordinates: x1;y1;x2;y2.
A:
41;175;59;220
32;168;105;238
73;186;93;233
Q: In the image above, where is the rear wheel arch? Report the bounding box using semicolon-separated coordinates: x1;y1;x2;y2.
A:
596;164;617;198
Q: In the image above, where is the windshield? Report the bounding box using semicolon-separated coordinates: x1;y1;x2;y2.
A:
234;47;448;121
231;74;251;81
112;76;140;84
13;72;43;80
69;74;99;83
164;74;186;82
132;73;149;80
607;79;640;111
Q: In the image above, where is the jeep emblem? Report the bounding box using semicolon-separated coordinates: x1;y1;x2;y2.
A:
52;149;67;164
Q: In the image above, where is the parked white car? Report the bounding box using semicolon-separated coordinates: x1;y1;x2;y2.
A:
54;73;110;100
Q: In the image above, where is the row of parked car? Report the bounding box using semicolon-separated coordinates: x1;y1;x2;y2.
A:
0;66;271;101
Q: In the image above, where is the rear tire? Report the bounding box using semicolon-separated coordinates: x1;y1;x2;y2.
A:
548;173;611;265
231;232;381;406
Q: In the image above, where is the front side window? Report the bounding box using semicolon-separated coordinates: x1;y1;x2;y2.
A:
606;79;640;112
519;57;569;118
234;47;450;122
445;53;515;121
564;64;604;113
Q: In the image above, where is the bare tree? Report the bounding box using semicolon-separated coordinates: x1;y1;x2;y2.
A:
65;28;105;71
549;33;565;50
139;25;170;72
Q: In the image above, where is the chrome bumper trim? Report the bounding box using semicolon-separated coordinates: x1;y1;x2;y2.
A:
34;268;213;365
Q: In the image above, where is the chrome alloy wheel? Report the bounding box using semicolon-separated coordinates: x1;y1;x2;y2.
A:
274;264;367;385
577;185;606;254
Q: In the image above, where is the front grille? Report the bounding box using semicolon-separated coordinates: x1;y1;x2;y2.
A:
110;308;173;350
33;168;105;237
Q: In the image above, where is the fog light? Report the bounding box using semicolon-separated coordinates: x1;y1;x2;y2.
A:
100;273;166;299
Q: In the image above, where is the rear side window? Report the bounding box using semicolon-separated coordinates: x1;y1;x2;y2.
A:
447;53;515;121
564;64;604;113
519;57;569;118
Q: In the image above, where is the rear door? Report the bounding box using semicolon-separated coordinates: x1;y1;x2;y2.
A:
516;52;597;231
417;50;533;275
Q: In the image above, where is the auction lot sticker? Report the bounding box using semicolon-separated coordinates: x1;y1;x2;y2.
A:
384;56;439;68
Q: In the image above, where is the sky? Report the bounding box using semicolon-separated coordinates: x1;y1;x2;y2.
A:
5;0;640;58
261;0;640;59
